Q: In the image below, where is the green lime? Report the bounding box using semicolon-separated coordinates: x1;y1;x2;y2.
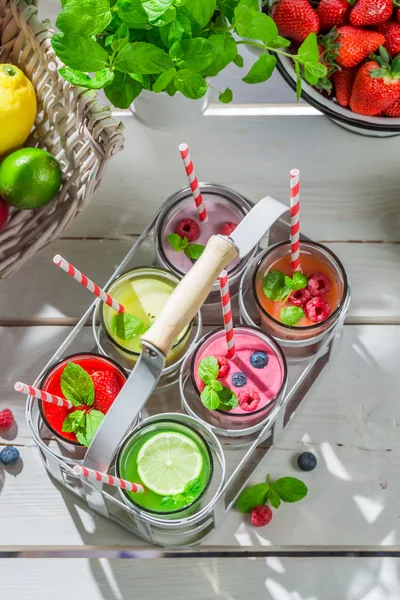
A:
0;148;62;209
137;431;203;496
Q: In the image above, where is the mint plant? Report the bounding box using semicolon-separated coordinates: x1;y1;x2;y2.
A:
51;0;327;108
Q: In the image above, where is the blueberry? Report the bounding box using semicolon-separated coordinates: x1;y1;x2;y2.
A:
297;452;317;472
250;351;269;369
0;446;20;466
231;372;247;387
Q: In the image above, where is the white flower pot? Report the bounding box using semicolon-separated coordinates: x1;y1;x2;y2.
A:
130;89;211;129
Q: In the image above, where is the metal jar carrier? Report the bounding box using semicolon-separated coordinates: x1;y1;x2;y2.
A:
26;184;351;547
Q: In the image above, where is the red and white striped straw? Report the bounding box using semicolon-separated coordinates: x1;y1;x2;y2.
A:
179;143;208;223
53;254;125;313
219;270;236;360
73;465;145;494
14;381;74;409
290;168;301;272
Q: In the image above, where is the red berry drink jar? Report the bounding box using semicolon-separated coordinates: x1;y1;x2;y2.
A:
252;241;349;359
154;184;257;303
39;353;128;454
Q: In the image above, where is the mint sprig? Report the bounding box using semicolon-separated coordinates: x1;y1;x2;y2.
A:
198;356;238;412
280;306;304;326
62;408;104;447
236;474;308;514
167;233;205;261
112;312;145;341
60;362;95;407
263;270;308;304
160;477;202;507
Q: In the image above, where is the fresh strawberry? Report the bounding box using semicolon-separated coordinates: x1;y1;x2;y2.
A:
350;59;400;116
377;22;400;56
332;67;357;106
350;0;392;26
324;26;386;68
317;0;351;32
91;370;124;414
271;0;319;43
385;97;400;116
398;8;400;22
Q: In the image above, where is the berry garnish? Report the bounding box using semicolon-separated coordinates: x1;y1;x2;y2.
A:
238;389;260;412
91;370;124;414
231;372;247;388
304;297;331;323
0;446;20;466
289;288;311;307
297;452;317;471
219;222;237;236
0;408;14;430
307;272;331;297
250;505;273;527
216;356;229;378
175;218;200;242
250;351;269;369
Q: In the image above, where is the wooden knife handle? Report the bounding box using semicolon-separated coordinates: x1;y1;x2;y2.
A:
142;235;237;356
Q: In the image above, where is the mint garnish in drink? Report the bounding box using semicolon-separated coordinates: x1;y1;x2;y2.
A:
60;362;95;406
236;474;308;514
263;270;308;304
168;233;204;261
62;408;104;447
280;306;304;326
198;356;238;412
160;477;202;508
112;312;145;341
184;244;205;260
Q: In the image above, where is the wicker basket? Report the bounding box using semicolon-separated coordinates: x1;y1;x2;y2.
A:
0;0;125;278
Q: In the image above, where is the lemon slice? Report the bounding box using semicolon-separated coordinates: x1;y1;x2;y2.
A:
137;431;203;496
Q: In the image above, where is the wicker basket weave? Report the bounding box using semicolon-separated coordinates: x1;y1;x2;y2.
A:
0;0;125;278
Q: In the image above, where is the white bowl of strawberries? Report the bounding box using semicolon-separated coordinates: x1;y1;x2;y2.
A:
269;0;400;136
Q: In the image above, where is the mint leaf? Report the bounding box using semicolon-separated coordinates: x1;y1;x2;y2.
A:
294;60;302;101
130;73;152;90
116;0;151;29
62;409;86;433
236;482;269;513
234;4;253;37
304;61;327;85
160;12;191;48
184;243;205;259
153;67;177;92
61;362;95;407
59;67;114;89
243;53;276;84
200;386;220;410
219;87;233;103
56;0;112;36
292;272;308;290
210;379;223;392
268;487;281;509
112;313;145;341
142;0;173;23
217;386;238;410
51;34;108;71
160;495;180;507
174;69;207;99
272;477;308;503
297;33;319;63
268;35;291;49
110;23;129;52
233;54;244;68
183;0;216;27
262;270;286;301
204;33;237;77
115;42;174;74
105;70;142;108
170;38;214;72
167;232;187;251
82;409;105;447
280;306;304;326
198;356;219;384
184;477;201;496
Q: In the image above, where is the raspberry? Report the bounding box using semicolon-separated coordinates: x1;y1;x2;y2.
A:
297;452;317;472
307;272;331;297
0;446;19;466
238;389;260;412
250;505;272;527
289;288;311;307
91;371;124;414
232;372;247;388
175;218;200;242
0;409;14;429
219;222;238;236
250;351;269;369
304;297;331;323
216;356;229;378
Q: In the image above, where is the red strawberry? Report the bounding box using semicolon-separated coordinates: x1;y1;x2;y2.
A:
332;68;357;106
91;370;124;414
377;22;400;57
398;8;400;22
333;26;386;68
350;60;400;116
385;97;400;116
350;0;392;26
271;0;319;43
317;0;350;32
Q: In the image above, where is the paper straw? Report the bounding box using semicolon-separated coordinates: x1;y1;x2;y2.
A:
53;254;125;313
179;143;207;222
14;381;74;409
219;270;236;360
290;169;301;272
73;465;145;493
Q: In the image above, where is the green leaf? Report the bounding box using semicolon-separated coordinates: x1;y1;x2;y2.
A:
160;495;179;507
236;483;269;513
268;487;281;509
56;0;112;36
115;42;174;74
272;477;308;503
210;379;223;392
59;67;114;89
184;243;205;259
233;54;244;68
184;477;201;496
280;306;304;326
160;12;192;48
130;73;152;90
62;409;86;433
219;87;233;103
81;409;105;447
294;60;302;101
200;385;220;410
183;0;216;27
141;0;173;23
198;356;219;384
167;232;187;251
105;70;142;108
204;33;237;77
116;0;151;29
175;67;207;98
170;38;214;72
153;67;177;92
262;270;286;301
392;55;400;75
61;362;95;407
51;33;108;71
217;386;238;410
292;272;308;290
303;61;327;86
268;35;291;49
246;13;278;44
234;4;252;36
297;32;319;63
370;68;386;79
111;23;129;52
243;53;276;84
112;312;145;341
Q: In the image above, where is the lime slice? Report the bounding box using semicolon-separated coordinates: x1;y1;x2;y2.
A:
137;431;203;496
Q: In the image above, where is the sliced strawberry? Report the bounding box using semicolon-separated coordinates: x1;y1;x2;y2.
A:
91;370;124;414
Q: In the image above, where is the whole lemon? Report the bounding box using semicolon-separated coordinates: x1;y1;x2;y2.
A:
0;64;37;156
